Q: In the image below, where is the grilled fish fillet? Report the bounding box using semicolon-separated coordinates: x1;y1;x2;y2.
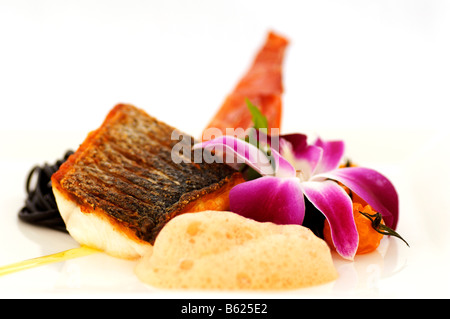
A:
52;104;244;259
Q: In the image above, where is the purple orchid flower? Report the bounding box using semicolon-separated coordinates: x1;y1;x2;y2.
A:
193;132;399;260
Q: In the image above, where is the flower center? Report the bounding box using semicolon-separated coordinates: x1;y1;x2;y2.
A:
296;170;307;182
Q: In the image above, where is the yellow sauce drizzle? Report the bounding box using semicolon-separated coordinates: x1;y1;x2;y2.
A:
0;246;99;277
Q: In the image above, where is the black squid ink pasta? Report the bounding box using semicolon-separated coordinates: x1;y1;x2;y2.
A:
18;151;73;232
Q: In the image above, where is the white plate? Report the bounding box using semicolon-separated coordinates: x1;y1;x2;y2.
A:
1;128;449;298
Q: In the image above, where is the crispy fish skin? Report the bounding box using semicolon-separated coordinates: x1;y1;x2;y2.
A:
52;104;244;257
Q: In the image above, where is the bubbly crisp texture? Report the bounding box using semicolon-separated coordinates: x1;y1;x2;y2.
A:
135;211;338;290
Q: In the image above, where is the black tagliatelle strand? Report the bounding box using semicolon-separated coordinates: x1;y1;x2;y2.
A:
18;151;74;232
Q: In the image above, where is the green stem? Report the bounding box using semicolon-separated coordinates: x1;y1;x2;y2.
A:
358;211;410;247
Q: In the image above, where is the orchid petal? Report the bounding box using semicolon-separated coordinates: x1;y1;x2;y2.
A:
302;180;358;260
268;147;298;178
193;136;296;177
316;167;399;229
279;134;323;180
229;176;305;225
245;130;320;178
313;137;345;174
193;136;274;175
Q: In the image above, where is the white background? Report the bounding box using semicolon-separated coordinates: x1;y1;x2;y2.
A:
1;0;449;136
1;0;450;298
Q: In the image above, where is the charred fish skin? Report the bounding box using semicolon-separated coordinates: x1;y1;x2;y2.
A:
52;104;243;246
